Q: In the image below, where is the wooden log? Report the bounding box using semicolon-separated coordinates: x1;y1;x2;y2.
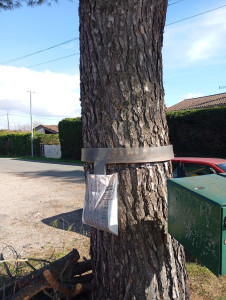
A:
2;248;80;300
0;259;28;263
56;283;83;299
74;283;83;296
71;260;92;276
43;269;60;291
76;273;93;283
12;281;50;300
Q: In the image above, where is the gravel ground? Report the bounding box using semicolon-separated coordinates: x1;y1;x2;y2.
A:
0;168;90;260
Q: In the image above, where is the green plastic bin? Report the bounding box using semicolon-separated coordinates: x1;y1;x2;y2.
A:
168;174;226;276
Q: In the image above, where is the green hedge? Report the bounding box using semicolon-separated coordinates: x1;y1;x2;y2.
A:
0;131;60;156
57;109;226;160
3;108;222;159
35;133;60;146
0;132;31;156
58;118;82;160
166;106;226;158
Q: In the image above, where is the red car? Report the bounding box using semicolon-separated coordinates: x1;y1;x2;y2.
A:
172;157;226;178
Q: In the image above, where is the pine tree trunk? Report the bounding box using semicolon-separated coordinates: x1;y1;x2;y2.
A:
79;0;189;299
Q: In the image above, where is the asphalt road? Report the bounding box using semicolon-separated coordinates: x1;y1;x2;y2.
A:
0;158;85;183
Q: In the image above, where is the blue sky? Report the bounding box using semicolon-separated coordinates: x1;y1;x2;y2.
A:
164;0;226;105
0;0;226;129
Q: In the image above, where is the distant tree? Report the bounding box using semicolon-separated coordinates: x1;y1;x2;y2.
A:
0;0;56;10
14;121;41;132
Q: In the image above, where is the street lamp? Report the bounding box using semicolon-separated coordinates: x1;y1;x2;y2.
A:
27;90;35;157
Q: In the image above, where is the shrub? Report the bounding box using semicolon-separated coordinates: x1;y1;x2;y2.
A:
0;131;60;157
0;132;31;156
58;118;82;160
167;107;226;158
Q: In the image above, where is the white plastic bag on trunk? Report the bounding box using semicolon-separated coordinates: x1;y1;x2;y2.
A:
82;173;118;235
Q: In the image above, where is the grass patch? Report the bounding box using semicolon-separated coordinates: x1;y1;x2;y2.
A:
187;262;226;299
49;218;78;233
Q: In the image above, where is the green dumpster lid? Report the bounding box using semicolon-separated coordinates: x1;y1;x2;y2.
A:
169;174;226;206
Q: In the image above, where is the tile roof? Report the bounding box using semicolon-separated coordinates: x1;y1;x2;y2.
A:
35;125;59;133
167;92;226;112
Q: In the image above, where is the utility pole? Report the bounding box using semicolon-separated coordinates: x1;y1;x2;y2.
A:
7;113;10;131
27;90;35;157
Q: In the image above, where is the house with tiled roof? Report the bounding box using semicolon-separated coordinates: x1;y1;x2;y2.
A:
167;92;226;112
34;125;59;134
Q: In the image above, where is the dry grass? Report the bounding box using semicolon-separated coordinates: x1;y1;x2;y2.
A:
187;262;226;300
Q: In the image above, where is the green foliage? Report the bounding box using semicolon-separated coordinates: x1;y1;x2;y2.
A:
58;118;82;160
186;262;214;279
186;262;226;299
51;219;59;228
0;131;59;156
167;107;226;158
0;131;31;156
0;0;57;11
34;133;60;148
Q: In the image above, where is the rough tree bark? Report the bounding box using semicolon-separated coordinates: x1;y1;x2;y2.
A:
79;0;189;299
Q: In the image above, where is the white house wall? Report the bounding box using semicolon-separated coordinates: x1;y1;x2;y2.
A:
36;128;45;133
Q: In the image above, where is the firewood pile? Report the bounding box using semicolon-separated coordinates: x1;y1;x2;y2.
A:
0;248;92;300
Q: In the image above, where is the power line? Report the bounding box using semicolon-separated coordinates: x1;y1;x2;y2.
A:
168;0;183;7
8;114;29;118
27;3;226;69
1;3;225;70
0;38;78;66
7;113;70;120
27;53;79;68
166;4;226;26
33;116;68;120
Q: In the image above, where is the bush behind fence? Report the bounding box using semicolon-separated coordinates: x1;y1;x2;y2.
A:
0;131;60;157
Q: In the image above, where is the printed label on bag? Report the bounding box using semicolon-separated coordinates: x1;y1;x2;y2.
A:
82;173;118;235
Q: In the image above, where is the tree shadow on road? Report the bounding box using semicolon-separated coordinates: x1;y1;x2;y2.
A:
42;209;90;237
15;169;85;183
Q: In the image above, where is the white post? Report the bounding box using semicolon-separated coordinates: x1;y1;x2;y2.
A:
7;113;9;131
27;90;35;157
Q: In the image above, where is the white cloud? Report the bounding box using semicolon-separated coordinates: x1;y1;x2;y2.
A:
180;93;203;100
187;37;216;61
0;66;81;129
62;42;76;49
185;8;226;62
164;6;226;67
